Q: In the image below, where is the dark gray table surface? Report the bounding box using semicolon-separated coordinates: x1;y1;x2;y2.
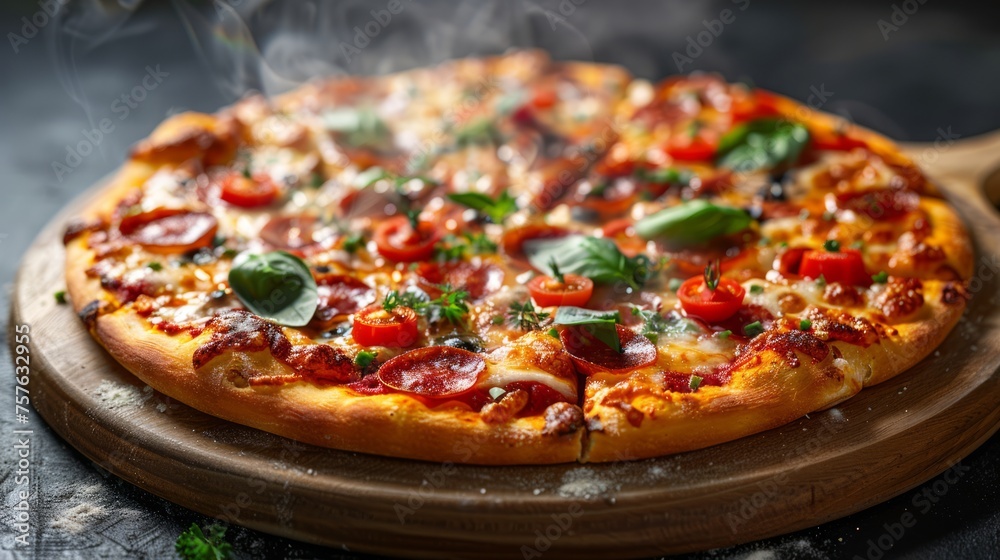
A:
1;1;998;558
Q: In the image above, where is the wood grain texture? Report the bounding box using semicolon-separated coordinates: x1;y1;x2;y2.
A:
12;131;1000;559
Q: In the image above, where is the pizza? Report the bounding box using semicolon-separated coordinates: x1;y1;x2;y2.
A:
62;50;973;464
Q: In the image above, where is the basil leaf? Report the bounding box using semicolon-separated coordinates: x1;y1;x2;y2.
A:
524;235;652;290
228;251;318;327
552;306;621;353
634;199;752;244
716;118;810;172
324;107;391;149
455;117;501;147
354;166;391;188
447;191;518;223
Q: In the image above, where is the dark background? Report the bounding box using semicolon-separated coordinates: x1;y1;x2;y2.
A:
1;1;998;558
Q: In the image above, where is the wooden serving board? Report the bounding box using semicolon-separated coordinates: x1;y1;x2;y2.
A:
13;132;1000;559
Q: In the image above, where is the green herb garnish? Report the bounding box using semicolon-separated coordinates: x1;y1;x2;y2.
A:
631;306;700;343
447;191;518;224
716;118;810;172
525;235;653;290
227;251;318;327
552;306;622;353
54;290;67;304
634;199;753;245
175;523;233;560
354;350;377;369
147;262;163;271
507;300;550;331
689;375;703;392
749;284;764;295
799;319;812;331
872;271;889;284
823;239;841;252
342;233;365;254
715;330;732;339
743;321;765;338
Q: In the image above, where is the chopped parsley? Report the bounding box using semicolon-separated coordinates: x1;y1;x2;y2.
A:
175;523;233;560
743;321;764;337
872;271;889;284
383;286;468;326
54;290;67;304
147;262;163;271
354;350;377;369
749;284;764;295
547;328;560;339
689;375;703;392
447;191;518;224
823;239;841;252
715;330;732;339
342;233;365;254
507;300;550;331
799;319;812;331
631;306;700;343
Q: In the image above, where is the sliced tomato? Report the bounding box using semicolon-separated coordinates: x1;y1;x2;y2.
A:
377;346;485;397
559;324;657;376
532;87;558;109
677;277;747;323
219;171;280;208
118;208;218;254
352;304;419;348
799;248;871;286
310;274;376;330
374;216;442;262
527;274;594;307
665;134;717;161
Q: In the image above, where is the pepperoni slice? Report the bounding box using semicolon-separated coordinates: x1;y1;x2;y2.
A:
415;261;505;300
559;324;657;376
310;274;376;329
377;346;485;397
500;224;569;264
119;209;218;254
261;215;325;251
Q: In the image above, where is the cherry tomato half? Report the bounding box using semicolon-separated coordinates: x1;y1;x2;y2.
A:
677;276;747;323
373;216;442;262
219;171;281;208
799;248;871;286
527;274;594;307
664;135;717;161
352;304;419;347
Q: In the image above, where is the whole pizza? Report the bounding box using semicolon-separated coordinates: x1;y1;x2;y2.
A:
63;50;972;464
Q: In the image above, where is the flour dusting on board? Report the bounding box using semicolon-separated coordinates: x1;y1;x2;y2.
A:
93;380;150;409
49;484;108;534
557;468;614;499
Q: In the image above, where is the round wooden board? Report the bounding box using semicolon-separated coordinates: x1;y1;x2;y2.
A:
13;132;1000;559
